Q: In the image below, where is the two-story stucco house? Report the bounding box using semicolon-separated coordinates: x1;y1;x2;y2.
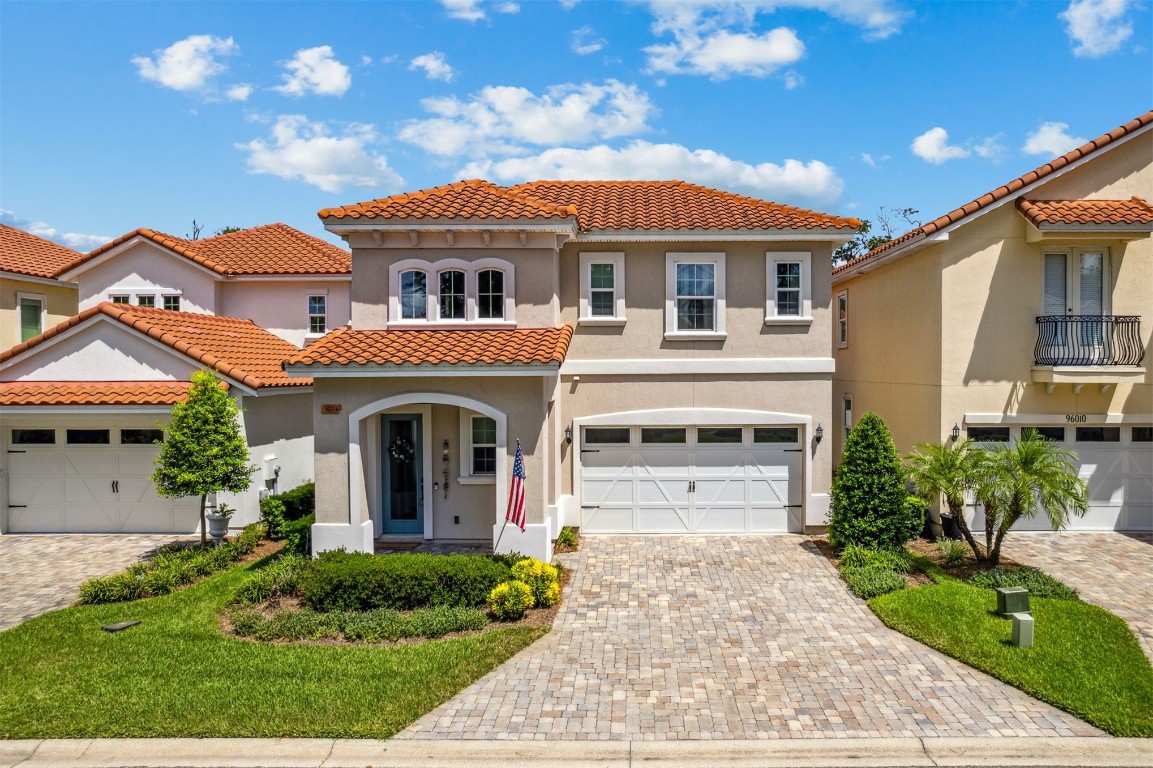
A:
57;223;352;347
286;180;859;560
0;224;80;350
833;111;1152;532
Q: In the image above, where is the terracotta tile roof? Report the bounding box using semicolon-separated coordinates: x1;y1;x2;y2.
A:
317;180;578;222
0;303;310;390
1016;197;1153;228
0;224;83;279
287;325;574;368
319;179;859;232
834;110;1153;276
0;381;221;407
62;223;350;277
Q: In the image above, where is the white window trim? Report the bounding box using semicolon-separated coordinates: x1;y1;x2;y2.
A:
457;410;497;484
162;293;183;311
16;292;46;340
765;251;813;325
389;258;516;327
1040;246;1112;315
664;252;726;340
836;290;848;348
843;394;853;430
307;293;328;339
578;252;626;325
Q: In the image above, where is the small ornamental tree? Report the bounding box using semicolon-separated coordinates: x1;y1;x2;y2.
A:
152;369;256;546
829;412;923;550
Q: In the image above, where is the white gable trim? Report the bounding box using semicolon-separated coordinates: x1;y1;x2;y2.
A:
58;237;223;282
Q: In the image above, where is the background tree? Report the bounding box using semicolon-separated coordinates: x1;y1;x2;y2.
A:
214;226;243;236
977;430;1088;565
903;439;987;558
152;369;256;546
829;412;923;549
832;206;921;265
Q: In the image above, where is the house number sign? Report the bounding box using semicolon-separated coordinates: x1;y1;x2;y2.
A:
1065;414;1087;423
321;404;342;415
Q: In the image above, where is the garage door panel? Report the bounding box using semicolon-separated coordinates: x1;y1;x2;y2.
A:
750;507;791;532
65;506;122;532
694;506;745;532
583;506;636;532
695;479;746;504
584;479;633;504
65;477;117;504
637;506;691;532
636;478;688;504
64;453;118;475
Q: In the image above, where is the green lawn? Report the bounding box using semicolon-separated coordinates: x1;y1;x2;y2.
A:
0;555;544;738
870;574;1153;737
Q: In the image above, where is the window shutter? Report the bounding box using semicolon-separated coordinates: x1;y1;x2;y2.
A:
1043;254;1066;315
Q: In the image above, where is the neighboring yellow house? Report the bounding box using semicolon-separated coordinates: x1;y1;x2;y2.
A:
833;110;1153;532
0;224;80;351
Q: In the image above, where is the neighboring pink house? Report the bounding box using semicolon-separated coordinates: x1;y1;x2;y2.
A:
57;223;351;347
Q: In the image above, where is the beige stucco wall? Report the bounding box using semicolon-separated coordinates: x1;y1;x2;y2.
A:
73;242;218;314
833;127;1153;460
560;241;835;360
311;376;553;536
219;279;351;347
0;276;77;351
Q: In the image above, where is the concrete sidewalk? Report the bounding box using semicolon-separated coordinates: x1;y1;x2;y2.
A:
2;738;1151;768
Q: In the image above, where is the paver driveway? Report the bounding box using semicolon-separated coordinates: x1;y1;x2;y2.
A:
399;535;1099;740
1007;531;1153;664
0;534;190;631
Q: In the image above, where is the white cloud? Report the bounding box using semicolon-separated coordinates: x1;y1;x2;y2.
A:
236;114;402;193
646;25;805;78
972;135;1006;160
1023;121;1089;156
441;0;486;21
131;35;237;93
496;1;520;12
559;0;580;8
911;127;971;164
410;52;455;82
226;84;254;101
1060;0;1134;57
273;46;351;97
0;209;110;251
572;26;607;55
459;141;844;205
398;80;656;157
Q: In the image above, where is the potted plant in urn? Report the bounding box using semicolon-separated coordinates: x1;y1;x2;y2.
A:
205;503;235;546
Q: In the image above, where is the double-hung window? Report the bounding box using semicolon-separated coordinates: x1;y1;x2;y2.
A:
400;270;427;319
438;270;466;320
578;252;625;324
477;269;504;320
17;293;45;342
765;251;812;324
308;295;327;335
837;291;848;347
665;253;725;338
470;416;497;474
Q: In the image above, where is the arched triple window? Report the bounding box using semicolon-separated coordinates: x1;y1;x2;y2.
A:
389;259;514;325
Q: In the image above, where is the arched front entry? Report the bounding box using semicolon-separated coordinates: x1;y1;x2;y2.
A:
346;393;508;539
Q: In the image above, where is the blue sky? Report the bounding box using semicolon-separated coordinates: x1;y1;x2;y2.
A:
1;0;1149;251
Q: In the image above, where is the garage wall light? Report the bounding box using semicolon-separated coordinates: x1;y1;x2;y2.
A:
951;423;961;442
814;424;823;444
564;425;573;444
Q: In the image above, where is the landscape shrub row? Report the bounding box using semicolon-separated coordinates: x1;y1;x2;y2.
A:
300;551;512;611
836;543;910;600
969;565;1080;600
79;523;265;604
229;553;310;606
230;605;488;642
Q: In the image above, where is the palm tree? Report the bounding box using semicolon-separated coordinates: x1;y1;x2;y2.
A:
903;439;988;561
978;429;1088;566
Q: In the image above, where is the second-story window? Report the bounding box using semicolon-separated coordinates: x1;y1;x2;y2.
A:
837;291;848;347
765;251;812;323
675;263;716;331
439;270;466;319
400;270;427;319
477;269;504;319
590;264;615;316
136;295;155;308
163;295;181;311
579;252;626;324
775;262;801;315
308;295;327;335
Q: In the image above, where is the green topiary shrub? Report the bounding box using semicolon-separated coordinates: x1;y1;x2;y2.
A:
840;565;906;599
829;413;924;550
275;482;315;521
487;580;534;621
511;558;561;608
969;566;1080;600
299;552;511;612
260;497;287;541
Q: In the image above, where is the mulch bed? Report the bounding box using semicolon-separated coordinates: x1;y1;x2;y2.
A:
553;528;581;555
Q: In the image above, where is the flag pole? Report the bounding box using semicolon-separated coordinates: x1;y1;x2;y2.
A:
493;438;519;554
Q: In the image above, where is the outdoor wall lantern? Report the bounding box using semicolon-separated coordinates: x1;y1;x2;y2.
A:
564;425;573;444
814;424;823;444
951;423;961;441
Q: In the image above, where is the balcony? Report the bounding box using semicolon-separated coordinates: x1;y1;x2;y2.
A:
1032;315;1146;393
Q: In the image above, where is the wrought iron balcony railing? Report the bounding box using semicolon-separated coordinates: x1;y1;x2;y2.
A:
1034;315;1145;366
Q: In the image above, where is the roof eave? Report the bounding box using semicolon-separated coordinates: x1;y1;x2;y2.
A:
284;362;563;378
575;228;858;244
320;219;579;234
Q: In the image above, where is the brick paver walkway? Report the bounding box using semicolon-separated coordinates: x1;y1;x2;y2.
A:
0;534;190;631
399;536;1099;740
1007;531;1153;664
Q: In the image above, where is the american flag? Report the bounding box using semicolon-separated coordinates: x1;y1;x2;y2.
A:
505;440;526;531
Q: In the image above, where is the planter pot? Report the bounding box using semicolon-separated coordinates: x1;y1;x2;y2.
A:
205;512;232;545
941;514;963;541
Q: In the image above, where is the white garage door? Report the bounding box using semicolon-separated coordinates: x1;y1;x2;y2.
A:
6;425;201;534
969;425;1152;532
580;425;803;534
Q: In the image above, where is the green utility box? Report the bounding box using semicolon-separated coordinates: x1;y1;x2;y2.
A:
1010;612;1034;647
996;586;1030;616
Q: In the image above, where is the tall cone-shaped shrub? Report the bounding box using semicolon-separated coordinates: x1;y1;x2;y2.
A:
829;412;922;549
152;369;256;545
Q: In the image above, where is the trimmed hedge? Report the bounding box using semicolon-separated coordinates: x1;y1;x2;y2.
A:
230;605;489;642
275;482;315;521
283;513;313;556
299;551;511;611
79;523;265;604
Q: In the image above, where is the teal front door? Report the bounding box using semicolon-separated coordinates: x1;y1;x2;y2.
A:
381;414;423;535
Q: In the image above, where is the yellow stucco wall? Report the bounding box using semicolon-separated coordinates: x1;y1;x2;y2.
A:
0;276;78;351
